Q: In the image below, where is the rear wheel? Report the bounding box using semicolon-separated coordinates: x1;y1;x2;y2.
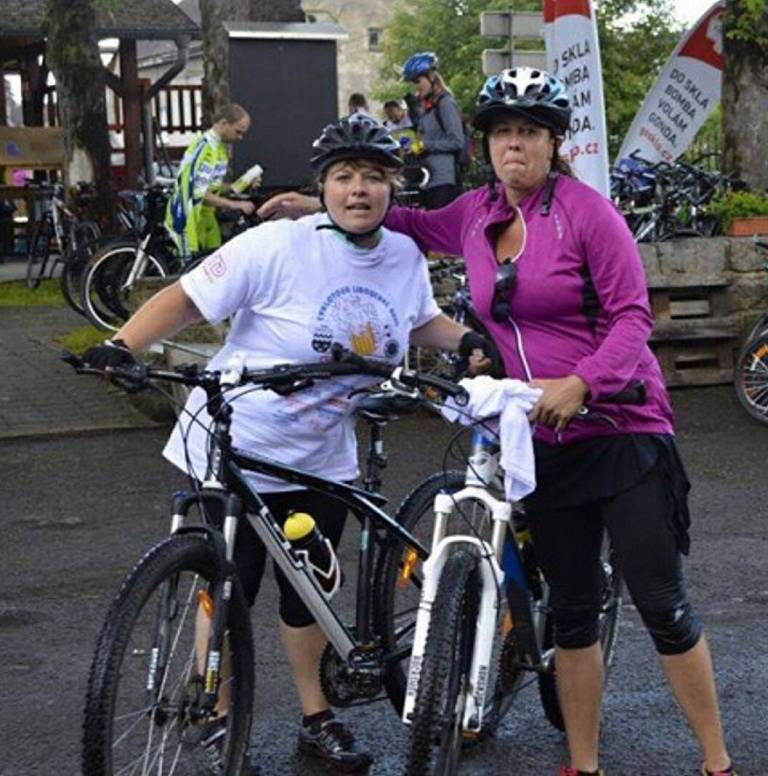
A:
404;548;479;776
26;215;53;289
734;332;768;425
537;536;623;730
59;221;102;315
82;534;254;776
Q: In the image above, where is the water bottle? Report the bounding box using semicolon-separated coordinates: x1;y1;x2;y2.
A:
283;512;342;599
231;163;264;193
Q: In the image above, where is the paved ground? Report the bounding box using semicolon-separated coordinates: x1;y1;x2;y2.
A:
0;300;160;439
1;296;767;775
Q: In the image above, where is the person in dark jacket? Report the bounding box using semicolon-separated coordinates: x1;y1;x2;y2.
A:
401;51;464;209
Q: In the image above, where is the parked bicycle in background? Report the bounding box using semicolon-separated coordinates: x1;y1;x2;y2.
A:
734;238;768;424
24;181;101;313
610;151;740;242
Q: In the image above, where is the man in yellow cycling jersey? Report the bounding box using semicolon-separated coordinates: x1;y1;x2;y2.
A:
165;103;257;260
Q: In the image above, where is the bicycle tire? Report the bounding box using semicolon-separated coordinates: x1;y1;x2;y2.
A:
373;470;466;714
59;221;102;316
82;533;254;776
26;216;52;289
536;537;623;731
405;548;479;776
82;242;170;331
734;332;768;425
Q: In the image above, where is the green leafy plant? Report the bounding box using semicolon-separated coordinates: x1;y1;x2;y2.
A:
708;190;768;232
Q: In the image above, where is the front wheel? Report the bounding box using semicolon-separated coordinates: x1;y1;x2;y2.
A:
82;534;254;776
405;548;479;776
373;470;467;715
81;242;170;331
734;332;768;425
537;536;623;731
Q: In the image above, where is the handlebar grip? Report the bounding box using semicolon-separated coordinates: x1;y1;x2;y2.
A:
600;380;646;405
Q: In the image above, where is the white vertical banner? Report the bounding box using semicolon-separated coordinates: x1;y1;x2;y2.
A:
544;0;610;197
617;1;725;165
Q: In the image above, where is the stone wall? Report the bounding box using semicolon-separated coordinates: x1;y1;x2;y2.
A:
639;236;768;338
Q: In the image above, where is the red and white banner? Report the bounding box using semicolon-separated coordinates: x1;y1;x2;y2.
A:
616;1;725;165
544;0;610;197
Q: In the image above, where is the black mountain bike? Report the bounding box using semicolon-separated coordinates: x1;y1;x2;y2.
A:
65;347;468;776
25;181;101;312
81;187;259;332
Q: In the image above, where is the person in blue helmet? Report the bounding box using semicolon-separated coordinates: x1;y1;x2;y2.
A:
400;51;465;209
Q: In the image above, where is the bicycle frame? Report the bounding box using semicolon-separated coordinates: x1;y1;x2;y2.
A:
168;402;430;685
402;430;551;733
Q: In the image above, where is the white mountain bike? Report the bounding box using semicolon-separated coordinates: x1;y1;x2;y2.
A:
395;392;642;774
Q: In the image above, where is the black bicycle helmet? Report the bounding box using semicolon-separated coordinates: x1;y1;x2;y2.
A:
310;113;403;176
473;67;572;136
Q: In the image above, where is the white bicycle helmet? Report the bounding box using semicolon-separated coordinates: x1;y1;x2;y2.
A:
473;67;571;136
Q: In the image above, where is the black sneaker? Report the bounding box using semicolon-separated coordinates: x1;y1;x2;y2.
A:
298;716;372;773
200;717;261;775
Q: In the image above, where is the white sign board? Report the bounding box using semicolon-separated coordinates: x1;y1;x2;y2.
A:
616;1;725;165
544;0;610;197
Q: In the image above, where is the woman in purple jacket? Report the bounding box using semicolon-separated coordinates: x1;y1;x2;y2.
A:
258;68;735;776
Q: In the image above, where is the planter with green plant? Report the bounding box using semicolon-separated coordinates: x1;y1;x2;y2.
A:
708;190;768;236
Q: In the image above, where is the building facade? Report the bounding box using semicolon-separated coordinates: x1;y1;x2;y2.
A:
137;0;404;122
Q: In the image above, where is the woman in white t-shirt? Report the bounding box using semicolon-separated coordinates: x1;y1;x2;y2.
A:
82;113;494;774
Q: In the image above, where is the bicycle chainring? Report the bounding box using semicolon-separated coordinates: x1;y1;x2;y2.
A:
318;643;383;707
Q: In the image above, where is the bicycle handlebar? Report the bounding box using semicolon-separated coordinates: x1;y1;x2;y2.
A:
61;345;471;406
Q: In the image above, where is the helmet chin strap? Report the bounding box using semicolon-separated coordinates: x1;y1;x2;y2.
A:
316;218;384;246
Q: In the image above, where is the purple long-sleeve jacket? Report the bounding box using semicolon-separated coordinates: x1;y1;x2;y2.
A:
386;176;675;445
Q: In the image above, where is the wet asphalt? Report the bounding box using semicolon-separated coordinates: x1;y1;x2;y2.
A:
1;305;767;775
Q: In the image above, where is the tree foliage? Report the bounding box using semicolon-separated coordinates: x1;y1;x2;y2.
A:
378;0;681;159
595;0;681;157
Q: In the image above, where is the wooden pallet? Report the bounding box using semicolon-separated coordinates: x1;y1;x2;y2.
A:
647;275;739;387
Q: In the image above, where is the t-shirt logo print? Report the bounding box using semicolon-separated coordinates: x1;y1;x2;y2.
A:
202;251;228;282
312;285;401;359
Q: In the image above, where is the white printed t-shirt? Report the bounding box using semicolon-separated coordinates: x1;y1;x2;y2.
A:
163;213;441;491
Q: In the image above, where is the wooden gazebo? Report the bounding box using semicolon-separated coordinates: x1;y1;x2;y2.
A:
0;0;200;186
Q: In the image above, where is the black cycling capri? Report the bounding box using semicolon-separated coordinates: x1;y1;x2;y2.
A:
202;488;347;628
526;461;702;656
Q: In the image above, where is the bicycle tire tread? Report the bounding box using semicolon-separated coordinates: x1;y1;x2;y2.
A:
82;533;254;776
405;548;477;776
373;471;466;714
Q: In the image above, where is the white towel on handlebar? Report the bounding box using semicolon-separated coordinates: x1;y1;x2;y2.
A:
441;376;542;501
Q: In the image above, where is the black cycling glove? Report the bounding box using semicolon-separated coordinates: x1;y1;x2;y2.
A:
81;338;137;371
457;331;505;378
81;338;148;392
